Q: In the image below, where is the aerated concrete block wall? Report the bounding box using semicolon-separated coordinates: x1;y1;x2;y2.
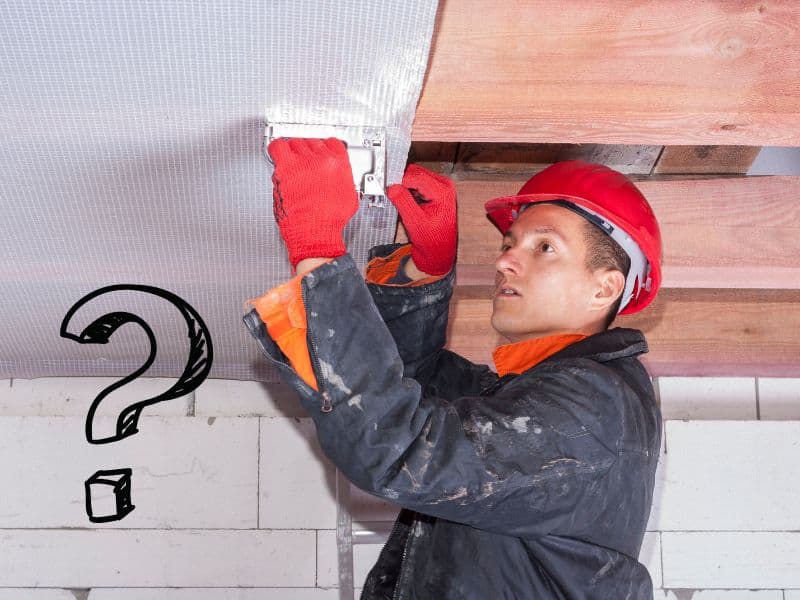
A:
1;376;799;599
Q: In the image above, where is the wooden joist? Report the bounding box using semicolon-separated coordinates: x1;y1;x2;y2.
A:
407;142;762;176
446;287;800;377
653;146;762;175
451;175;800;290
413;1;800;145
453;143;663;176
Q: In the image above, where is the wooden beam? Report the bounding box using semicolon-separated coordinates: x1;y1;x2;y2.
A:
453;143;662;176
653;146;762;174
407;142;459;174
451;176;800;289
446;288;800;377
413;1;800;145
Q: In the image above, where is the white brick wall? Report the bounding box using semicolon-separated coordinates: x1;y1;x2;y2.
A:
88;591;340;600
657;377;757;420
759;377;800;420
650;421;800;531
662;532;800;588
0;593;85;600
0;376;798;598
0;377;193;416
656;593;784;599
0;416;258;528
0;529;315;587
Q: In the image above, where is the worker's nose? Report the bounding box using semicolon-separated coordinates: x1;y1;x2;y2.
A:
495;247;521;277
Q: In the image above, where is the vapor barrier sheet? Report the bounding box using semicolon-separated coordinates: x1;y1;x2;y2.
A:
1;1;439;382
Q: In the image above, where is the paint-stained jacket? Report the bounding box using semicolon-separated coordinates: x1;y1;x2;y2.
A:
243;244;662;600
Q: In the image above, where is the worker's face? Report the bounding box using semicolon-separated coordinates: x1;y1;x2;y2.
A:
491;203;604;342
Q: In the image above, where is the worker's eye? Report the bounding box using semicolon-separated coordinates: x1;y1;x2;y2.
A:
500;242;511;252
539;242;555;253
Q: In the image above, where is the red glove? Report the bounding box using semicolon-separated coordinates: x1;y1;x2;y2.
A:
268;137;358;268
386;164;457;276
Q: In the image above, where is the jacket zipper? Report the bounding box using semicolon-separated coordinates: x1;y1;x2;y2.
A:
391;514;417;600
480;373;518;397
301;282;332;413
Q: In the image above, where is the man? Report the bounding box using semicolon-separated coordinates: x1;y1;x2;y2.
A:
243;137;662;599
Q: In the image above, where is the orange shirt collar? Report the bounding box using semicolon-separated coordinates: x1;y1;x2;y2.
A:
493;333;588;377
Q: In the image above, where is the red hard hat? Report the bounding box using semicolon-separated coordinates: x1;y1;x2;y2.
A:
484;160;662;315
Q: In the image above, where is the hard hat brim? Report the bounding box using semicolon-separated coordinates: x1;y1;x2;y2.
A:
485;193;601;233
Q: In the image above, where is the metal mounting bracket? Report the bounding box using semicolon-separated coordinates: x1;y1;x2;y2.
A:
265;121;387;208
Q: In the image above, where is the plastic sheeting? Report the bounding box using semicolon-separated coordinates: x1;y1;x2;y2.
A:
1;1;439;382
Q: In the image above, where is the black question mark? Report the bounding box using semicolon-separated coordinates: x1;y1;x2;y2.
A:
60;284;213;523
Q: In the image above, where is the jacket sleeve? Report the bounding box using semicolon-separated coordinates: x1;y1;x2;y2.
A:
363;243;497;397
242;255;621;539
363;243;455;381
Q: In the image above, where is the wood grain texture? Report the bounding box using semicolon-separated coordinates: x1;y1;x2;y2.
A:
413;1;800;145
453;143;662;175
446;288;800;376
653;145;762;174
406;142;459;174
450;175;800;289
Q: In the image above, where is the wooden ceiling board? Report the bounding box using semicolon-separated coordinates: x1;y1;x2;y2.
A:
449;175;800;289
413;1;800;145
653;145;762;174
446;288;800;377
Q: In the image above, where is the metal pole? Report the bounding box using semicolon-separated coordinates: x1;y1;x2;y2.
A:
335;468;355;600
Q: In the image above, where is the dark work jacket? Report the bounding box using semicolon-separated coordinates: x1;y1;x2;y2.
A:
242;244;662;600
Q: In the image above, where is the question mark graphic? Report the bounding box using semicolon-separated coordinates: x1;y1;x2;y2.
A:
60;284;213;523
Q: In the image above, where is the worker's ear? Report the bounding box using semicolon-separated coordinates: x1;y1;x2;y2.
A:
589;269;626;313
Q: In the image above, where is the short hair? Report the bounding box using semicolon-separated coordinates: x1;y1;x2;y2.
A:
582;220;631;329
